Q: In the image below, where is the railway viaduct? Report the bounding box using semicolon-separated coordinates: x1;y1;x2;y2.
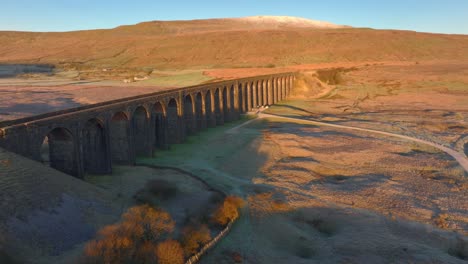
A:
0;72;296;178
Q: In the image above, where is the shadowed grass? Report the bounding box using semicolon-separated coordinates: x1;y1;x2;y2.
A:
139;115;257;167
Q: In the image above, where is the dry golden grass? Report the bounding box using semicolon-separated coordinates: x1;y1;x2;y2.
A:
248;192;293;216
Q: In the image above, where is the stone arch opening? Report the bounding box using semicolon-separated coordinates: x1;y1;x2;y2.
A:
268;79;273;105
257;80;263;106
283;77;287;98
242;83;250;112
133;106;149;157
246;82;251;110
251;82;256;108
263;80;268;106
273;78;279;104
184;94;195;135
154;102;166;149
82;118;109;174
205;90;214;127
280;77;283;100
110;111;131;164
223;87;229;122
195;92;203;130
464;142;468;156
237;83;244;113
214;88;223;125
167;99;179;144
276;78;280;101
270;78;275;104
230;85;235;118
41;127;77;176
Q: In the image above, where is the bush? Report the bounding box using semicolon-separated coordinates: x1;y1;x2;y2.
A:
182;224;212;257
0;159;11;167
121;204;174;240
146;179;178;200
435;213;450;229
156;239;184;264
316;68;345;85
212;196;245;226
134;180;178;206
82;205;175;264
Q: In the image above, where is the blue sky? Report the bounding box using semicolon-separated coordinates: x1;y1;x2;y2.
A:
2;0;467;34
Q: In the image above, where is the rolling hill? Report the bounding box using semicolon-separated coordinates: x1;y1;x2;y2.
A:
0;16;467;71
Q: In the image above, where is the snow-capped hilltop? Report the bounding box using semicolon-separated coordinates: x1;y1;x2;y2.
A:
238;15;349;29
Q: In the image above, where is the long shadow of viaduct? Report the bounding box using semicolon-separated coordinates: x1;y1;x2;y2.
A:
0;72;297;178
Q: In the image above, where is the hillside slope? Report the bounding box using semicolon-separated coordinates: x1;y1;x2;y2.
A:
0;147;119;263
0;16;467;70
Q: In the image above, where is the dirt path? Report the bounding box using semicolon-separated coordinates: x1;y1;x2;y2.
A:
256;112;468;173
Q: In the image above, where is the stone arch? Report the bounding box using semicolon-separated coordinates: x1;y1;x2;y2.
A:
279;77;283;100
214;88;223;125
268;79;273;105
269;78;277;104
257;80;263;106
251;81;257;109
278;78;282;101
246;82;252;111
41;127;78;177
270;78;275;104
82;118;109;174
242;83;248;112
184;94;195;135
133;106;150;157
110;111;132;164
273;78;280;101
223;86;229;122
195;92;204;130
205;90;215;127
274;78;281;104
230;85;236;120
154;102;167;149
167;98;179;144
263;80;269;106
237;83;244;113
281;77;285;99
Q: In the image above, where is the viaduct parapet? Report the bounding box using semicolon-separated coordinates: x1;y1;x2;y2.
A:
0;72;297;178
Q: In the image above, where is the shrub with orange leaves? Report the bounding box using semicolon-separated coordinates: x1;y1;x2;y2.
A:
212;196;245;226
133;241;159;263
0;159;11;167
182;224;212;257
121;204;175;241
82;204;175;264
156;239;184;264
